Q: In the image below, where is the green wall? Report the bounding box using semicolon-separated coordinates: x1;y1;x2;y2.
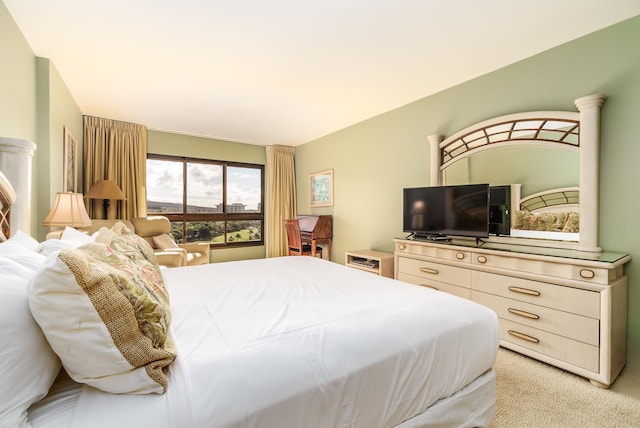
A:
295;16;640;370
0;1;36;141
35;58;83;240
0;2;83;241
148;129;267;262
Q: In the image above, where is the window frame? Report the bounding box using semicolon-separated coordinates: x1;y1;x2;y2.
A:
146;154;265;248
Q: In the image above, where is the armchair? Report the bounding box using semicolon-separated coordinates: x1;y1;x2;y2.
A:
79;219;196;268
132;216;210;267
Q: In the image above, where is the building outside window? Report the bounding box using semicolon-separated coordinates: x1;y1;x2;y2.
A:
146;155;264;247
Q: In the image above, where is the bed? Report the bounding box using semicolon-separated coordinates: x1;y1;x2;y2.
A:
0;174;499;427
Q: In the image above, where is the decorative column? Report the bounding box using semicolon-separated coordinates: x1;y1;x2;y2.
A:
428;134;443;186
574;94;606;253
0;137;37;237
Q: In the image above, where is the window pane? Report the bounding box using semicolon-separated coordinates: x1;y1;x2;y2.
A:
147;159;183;213
187;163;223;213
183;221;224;244
226;220;262;243
227;166;262;212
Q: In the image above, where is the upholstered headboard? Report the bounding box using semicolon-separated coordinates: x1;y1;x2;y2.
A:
0;170;17;241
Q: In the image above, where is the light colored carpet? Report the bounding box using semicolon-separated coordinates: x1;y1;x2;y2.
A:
492;347;640;427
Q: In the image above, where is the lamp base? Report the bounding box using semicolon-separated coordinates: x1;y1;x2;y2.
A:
103;199;110;219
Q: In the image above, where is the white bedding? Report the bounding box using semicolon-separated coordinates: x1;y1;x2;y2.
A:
29;256;498;427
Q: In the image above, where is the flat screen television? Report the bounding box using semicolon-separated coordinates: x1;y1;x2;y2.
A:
403;183;490;240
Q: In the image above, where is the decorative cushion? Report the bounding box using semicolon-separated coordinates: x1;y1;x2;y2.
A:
153;233;179;250
28;226;176;395
0;255;60;428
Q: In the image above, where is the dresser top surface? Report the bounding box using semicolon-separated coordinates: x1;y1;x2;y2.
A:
395;237;630;264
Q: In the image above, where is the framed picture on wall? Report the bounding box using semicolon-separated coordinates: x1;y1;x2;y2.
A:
63;126;77;193
309;168;334;207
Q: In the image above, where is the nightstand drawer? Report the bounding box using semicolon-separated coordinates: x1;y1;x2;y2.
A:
398;272;471;299
472;271;599;318
499;319;599;372
398;257;471;288
472;290;599;346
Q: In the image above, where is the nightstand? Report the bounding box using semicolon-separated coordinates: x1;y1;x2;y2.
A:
345;249;394;278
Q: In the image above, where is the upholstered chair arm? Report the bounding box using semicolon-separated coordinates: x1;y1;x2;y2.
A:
154;249;187;268
178;242;211;266
178;242;210;254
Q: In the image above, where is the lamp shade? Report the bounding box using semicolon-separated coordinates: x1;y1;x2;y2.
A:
85;180;126;200
43;192;92;228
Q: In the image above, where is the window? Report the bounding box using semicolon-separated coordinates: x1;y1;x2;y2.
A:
147;155;264;247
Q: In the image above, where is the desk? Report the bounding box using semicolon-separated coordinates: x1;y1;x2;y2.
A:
297;214;332;259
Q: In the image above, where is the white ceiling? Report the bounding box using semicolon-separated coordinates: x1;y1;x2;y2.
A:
4;1;640;146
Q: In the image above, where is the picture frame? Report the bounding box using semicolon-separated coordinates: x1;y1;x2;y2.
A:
309;169;334;207
63;126;77;193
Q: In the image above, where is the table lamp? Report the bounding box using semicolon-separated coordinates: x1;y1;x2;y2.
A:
85;179;126;219
42;192;92;239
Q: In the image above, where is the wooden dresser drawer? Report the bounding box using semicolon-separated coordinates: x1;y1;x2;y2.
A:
472;290;599;346
396;242;471;263
499;319;599;372
398;256;471;288
472;271;599;318
471;252;613;284
398;272;471;299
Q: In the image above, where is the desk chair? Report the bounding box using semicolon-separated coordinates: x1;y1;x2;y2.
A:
284;219;323;257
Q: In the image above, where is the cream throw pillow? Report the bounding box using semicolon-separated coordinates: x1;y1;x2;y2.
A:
28;226;176;395
153;233;179;250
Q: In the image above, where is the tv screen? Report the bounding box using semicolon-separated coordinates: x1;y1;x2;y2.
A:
403;184;490;239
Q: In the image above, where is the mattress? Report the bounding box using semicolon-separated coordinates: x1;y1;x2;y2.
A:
29;256;498;427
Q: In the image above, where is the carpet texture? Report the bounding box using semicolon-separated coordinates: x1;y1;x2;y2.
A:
492;348;640;427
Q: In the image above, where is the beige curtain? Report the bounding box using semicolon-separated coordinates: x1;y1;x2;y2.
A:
83;116;147;220
265;145;297;257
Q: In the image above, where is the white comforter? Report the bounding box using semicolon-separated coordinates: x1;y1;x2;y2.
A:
31;256;498;428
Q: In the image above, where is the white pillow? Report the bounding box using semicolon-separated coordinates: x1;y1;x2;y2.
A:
28;226;176;395
3;230;39;252
0;256;61;427
36;227;95;257
0;232;46;272
60;226;94;245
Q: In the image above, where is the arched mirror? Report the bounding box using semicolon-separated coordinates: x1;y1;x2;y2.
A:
428;94;605;253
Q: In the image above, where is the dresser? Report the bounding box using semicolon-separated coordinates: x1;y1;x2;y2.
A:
394;238;630;388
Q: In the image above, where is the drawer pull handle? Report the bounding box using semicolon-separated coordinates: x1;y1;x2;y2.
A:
456;252;465;260
508;330;540;344
477;255;487;263
420;284;438;290
508;308;540;320
580;269;595;279
419;267;439;275
508;286;541;297
398;244;406;251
